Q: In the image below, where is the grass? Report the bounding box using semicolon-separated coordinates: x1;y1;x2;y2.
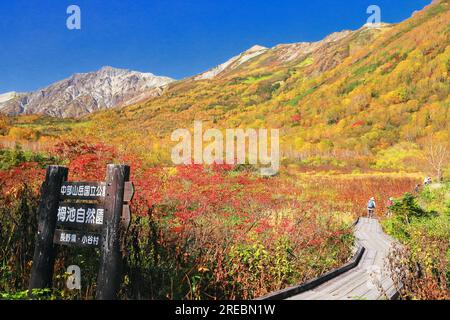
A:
339;80;364;95
12;117;92;137
298;57;314;68
242;74;272;84
353;63;380;76
0;145;57;170
288;87;317;106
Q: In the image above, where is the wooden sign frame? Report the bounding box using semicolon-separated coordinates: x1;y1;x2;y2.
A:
28;164;133;300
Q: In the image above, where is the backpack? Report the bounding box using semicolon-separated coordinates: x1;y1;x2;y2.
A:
368;200;375;208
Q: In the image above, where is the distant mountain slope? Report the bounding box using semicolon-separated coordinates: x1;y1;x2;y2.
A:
0;92;20;104
83;0;448;164
194;45;269;80
0;66;174;118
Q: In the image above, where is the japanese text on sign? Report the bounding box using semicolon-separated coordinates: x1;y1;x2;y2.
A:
57;205;104;225
60;184;106;198
54;229;102;247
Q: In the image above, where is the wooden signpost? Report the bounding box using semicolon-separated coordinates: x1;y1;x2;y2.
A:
28;164;134;300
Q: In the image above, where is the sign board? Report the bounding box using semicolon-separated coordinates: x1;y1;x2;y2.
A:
54;229;102;247
54;180;134;246
56;203;105;231
60;182;106;200
30;165;134;300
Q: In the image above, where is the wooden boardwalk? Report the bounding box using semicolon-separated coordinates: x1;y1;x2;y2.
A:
287;218;398;300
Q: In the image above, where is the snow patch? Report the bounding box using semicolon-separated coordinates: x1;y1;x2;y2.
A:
0;92;17;104
194;45;268;80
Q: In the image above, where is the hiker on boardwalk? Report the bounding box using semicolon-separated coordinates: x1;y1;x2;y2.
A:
414;184;421;194
386;197;394;218
367;197;376;218
424;176;432;186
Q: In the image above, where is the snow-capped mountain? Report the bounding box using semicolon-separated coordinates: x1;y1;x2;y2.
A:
0;66;174;118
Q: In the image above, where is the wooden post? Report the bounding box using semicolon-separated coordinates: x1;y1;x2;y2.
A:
29;166;68;292
96;164;130;300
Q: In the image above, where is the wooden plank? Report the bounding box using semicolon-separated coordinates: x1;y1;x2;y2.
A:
56;202;105;231
341;276;376;299
317;264;366;291
60;181;106;200
383;282;399;300
29;166;68;292
277;218;399;300
287;290;322;300
347;274;391;300
96;164;129;300
257;246;365;300
329;273;369;298
123;182;135;202
53;229;101;248
121;204;131;228
324;270;366;294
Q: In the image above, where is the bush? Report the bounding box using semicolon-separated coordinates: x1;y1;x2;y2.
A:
384;186;450;299
390;193;436;222
0;145;57;170
0;184;39;293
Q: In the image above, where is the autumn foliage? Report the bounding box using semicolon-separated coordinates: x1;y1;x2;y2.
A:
0;140;425;299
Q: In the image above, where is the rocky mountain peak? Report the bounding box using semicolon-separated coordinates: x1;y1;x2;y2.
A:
0;67;174;118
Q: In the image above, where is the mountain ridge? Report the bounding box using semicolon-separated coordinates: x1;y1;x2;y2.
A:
0;66;174;118
0;22;394;119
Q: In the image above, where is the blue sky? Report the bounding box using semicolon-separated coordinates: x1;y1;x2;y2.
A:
0;0;430;93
